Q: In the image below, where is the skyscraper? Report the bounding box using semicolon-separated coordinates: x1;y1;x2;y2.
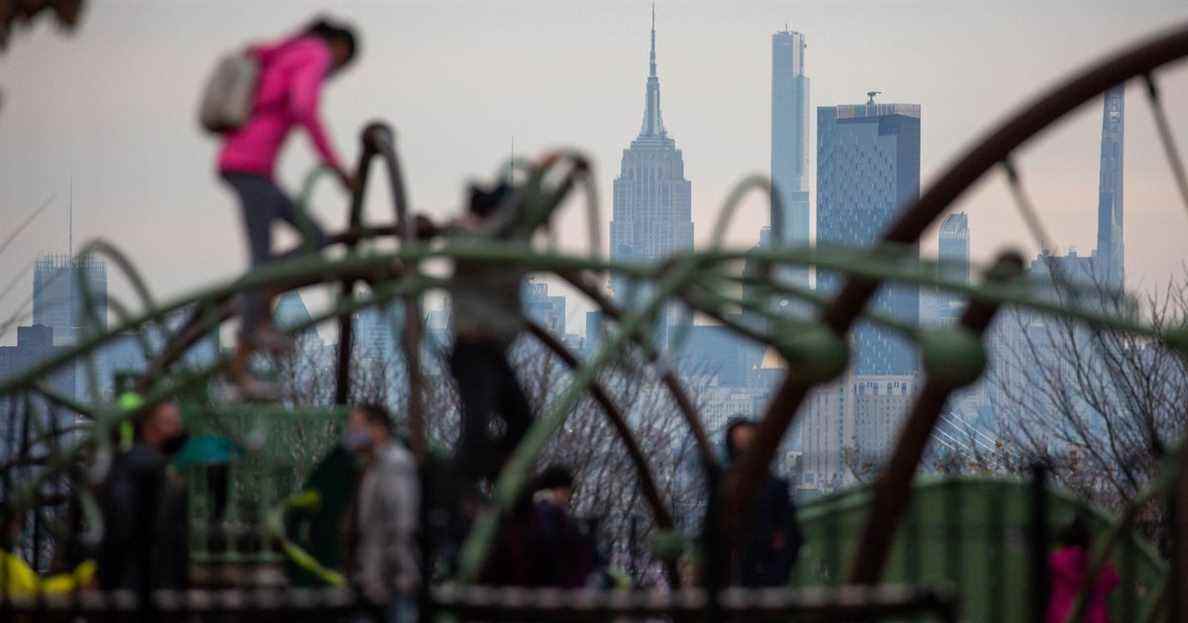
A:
817;95;921;374
610;7;693;343
1095;85;1124;289
770;28;810;284
33;254;107;347
523;279;566;337
936;212;970;324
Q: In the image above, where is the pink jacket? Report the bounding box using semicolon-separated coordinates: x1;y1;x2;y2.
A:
1045;546;1119;623
217;36;344;178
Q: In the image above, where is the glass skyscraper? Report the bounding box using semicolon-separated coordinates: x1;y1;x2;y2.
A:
1095;85;1124;290
33;254;107;347
937;212;970;324
817;96;921;374
770;29;811;284
610;9;693;344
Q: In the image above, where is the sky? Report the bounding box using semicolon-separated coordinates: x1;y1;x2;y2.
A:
2;0;1188;343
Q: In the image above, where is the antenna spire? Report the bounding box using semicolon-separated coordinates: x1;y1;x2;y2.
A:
649;3;656;78
68;176;73;257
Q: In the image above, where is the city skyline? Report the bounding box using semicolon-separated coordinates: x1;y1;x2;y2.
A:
2;1;1186;343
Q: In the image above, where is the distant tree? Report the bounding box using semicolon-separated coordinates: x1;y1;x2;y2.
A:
989;276;1188;547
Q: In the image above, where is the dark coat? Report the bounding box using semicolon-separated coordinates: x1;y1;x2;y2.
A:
723;419;804;587
97;444;188;592
736;474;802;587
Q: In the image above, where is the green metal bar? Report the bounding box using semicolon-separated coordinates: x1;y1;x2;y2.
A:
456;257;706;582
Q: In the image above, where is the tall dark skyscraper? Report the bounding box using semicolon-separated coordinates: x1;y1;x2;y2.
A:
610;8;693;342
33;254;107;347
770;28;810;284
817;95;921;374
1095;85;1124;289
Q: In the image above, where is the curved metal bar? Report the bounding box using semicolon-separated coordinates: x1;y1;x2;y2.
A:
335;128;378;405
365;122;427;462
848;252;1024;585
709;174;785;249
725;20;1188;523
457;257;707;583
524;320;681;587
559;269;717;469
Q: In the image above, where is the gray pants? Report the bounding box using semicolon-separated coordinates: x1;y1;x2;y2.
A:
221;172;327;335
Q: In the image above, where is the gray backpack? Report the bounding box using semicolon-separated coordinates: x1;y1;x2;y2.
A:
198;52;259;135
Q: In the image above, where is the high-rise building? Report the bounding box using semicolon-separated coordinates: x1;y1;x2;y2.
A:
936;212;970;324
850;374;917;466
523;279;566;337
817;95;921;374
33;254;107;347
770;28;811;284
610;8;694;344
1095;85;1124;289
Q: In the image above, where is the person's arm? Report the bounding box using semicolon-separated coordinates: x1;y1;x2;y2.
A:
289;47;346;178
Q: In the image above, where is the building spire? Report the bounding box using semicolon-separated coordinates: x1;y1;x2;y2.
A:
649;3;656;78
639;4;666;138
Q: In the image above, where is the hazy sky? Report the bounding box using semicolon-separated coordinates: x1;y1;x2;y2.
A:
3;0;1188;343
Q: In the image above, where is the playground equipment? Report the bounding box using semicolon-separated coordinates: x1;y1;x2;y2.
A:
3;18;1188;623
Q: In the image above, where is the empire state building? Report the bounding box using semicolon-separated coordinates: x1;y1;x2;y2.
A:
610;8;694;329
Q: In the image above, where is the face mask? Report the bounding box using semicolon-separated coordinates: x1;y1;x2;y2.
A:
343;430;371;451
161;432;190;457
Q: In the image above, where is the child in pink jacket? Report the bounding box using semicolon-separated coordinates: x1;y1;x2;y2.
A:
1046;516;1120;623
217;18;359;393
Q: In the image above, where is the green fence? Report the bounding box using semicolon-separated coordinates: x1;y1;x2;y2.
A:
795;477;1166;622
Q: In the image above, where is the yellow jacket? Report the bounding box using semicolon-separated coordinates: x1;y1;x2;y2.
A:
0;549;95;598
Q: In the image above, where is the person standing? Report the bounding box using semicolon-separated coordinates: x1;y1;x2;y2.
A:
723;417;802;587
344;404;419;622
442;180;536;485
216;18;360;387
97;400;191;594
1046;516;1119;623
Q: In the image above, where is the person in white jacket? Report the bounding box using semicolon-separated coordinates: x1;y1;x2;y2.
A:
344;403;419;622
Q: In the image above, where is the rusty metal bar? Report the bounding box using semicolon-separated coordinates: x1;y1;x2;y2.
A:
849;252;1024;585
559;269;717;469
525;320;681;588
336;128;379;405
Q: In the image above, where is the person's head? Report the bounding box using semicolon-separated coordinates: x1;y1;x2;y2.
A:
535;464;575;508
345;403;393;457
1058;515;1092;550
304;17;358;73
725;417;757;461
467;180;515;220
137;401;187;455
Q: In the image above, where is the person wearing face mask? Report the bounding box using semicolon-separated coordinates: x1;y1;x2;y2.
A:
97;398;191;594
343;404;419;623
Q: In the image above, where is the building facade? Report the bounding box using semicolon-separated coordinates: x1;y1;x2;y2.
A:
1095;85;1125;290
610;10;694;345
770;28;811;284
817;96;921;374
33;254;107;347
523;279;566;337
851;374;917;466
935;212;970;324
